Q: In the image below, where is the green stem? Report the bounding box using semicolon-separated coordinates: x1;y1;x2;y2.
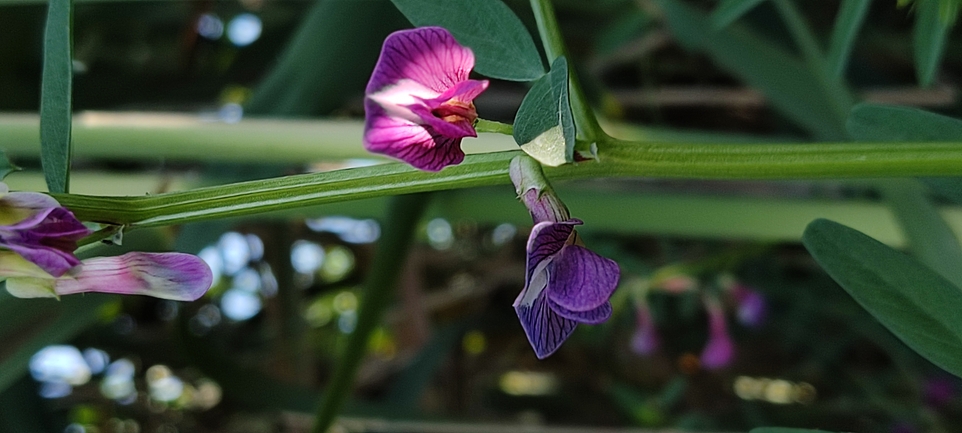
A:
310;193;430;433
529;0;606;143
52;140;962;229
475;119;513;135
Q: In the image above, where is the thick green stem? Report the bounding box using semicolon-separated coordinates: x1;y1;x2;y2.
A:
53;140;962;229
310;193;430;433
529;0;606;143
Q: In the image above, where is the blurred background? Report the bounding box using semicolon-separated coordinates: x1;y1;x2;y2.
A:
1;0;962;432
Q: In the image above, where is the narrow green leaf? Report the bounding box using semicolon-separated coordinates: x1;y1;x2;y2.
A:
390;0;545;81
39;0;73;194
0;150;21;181
711;0;767;29
914;0;953;87
826;0;872;78
878;179;962;289
847;103;962;142
802;219;962;378
658;0;847;139
513;57;575;166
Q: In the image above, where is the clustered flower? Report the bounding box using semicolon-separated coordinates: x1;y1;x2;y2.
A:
0;182;212;301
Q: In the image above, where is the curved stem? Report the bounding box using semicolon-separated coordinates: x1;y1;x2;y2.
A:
54;139;962;229
529;0;606;143
311;193;430;433
475;118;513;135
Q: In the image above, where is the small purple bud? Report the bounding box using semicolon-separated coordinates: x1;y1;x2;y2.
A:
731;284;767;327
631;303;659;355
700;296;734;370
924;377;957;407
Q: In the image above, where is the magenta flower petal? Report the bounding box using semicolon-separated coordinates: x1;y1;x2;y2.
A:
515;289;579;359
547;245;620;312
0;204;90;277
364;27;489;172
53;252;213;301
700;299;735;369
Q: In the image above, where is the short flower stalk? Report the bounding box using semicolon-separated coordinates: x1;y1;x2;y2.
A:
510;155;620;358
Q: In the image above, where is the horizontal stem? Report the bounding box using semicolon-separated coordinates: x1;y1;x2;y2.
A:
53;139;962;229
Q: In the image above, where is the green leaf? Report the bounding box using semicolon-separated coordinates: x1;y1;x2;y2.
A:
847;103;962;141
390;0;545;81
711;0;767;29
39;0;73;194
878;179;962;289
914;0;953;87
826;0;872;78
0;150;21;181
802;218;962;378
658;0;847;139
513;56;575;166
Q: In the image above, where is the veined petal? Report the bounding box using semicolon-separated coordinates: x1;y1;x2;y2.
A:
547;299;612;324
366;27;475;95
363;101;465;172
546;244;620;312
514;290;578;359
4;242;82;278
55;252;213;301
525;220;580;286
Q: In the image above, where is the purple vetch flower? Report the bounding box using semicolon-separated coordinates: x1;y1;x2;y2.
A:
730;283;767;327
3;251;213;301
631;301;660;356
700;295;735;369
510;156;620;359
0;183;90;277
364;27;490;172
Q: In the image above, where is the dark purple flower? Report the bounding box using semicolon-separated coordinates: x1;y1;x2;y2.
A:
700;296;735;369
730;283;767;327
0;183;90;277
510;156;620;359
631;302;660;356
364;27;489;172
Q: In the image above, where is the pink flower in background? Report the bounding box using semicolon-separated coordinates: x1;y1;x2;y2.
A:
700;295;735;369
364;27;489;171
631;302;660;356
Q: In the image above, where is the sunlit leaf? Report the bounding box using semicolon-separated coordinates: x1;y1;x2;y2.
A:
39;0;73;193
803;219;962;379
711;0;767;29
513;57;575;166
391;0;545;81
826;0;872;78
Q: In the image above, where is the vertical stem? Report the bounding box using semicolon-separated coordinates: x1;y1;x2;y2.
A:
529;0;606;143
311;193;432;433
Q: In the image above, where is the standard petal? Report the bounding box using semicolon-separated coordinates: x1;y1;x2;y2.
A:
547;299;612;324
524;220;580;286
514;291;578;359
55;252;213;301
546;244;620;312
366;27;475;95
364;101;465;171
